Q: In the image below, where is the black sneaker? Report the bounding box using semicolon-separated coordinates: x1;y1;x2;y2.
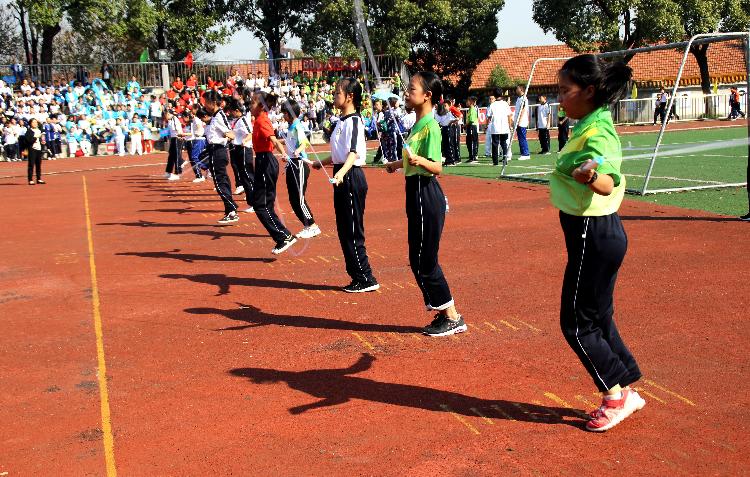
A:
342;279;380;293
272;235;297;255
740;213;750;221
423;313;446;334
424;314;467;337
217;212;239;225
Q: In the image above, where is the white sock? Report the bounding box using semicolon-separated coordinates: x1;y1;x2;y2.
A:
604;391;623;401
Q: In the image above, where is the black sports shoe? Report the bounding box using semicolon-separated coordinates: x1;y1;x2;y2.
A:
423;313;446;334
740;213;750;221
272;235;297;255
424;314;467;337
342;279;380;293
217;212;239;225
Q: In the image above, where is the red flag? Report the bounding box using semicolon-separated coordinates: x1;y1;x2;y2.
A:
184;52;194;69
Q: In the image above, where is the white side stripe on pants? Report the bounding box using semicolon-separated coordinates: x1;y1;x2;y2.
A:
572;217;607;389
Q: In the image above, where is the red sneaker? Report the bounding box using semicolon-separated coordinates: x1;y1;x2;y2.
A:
586;389;646;432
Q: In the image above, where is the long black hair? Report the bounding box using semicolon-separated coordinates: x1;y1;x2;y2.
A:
254;91;279;111
413;71;443;105
559;54;632;106
337;77;363;112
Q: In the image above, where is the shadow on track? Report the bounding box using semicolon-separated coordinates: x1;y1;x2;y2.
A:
118;249;275;264
161;272;340;295
187;303;423;333
230;353;586;427
167;230;266;240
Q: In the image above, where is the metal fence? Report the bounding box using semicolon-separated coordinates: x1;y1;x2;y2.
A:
1;55;404;90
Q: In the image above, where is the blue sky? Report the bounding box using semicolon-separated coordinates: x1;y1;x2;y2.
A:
208;0;559;60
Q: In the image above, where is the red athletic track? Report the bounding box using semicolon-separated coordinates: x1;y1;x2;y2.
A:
1;152;748;476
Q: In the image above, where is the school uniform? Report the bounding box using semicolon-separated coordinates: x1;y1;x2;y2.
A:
251;111;293;243
487;99;512;165
165;116;183;174
283;119;315;227
537;103;551;154
448;105;463;162
206;110;239;215
514;95;530;157
403;114;454;311
185;116;206;178
550;106;641;393
230;114;255;207
434;110;456;164
464;105;479;162
330;113;377;287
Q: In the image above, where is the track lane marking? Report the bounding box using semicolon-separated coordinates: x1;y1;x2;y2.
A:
83;176;117;477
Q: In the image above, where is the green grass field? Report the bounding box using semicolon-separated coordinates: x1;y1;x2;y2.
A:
365;125;749;217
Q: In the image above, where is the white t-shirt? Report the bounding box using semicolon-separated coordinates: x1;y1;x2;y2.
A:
434;110;455;127
401;111;416;130
231;115;252;146
514;96;530;128
537;103;551;129
331;113;366;166
207;110;231;145
487;100;512;135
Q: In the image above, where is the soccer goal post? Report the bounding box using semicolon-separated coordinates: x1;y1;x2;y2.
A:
500;32;750;196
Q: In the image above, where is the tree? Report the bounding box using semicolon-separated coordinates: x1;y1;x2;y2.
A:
486;65;522;91
531;0;683;60
298;0;505;93
675;0;750;95
0;6;23;64
532;0;750;94
225;0;320;63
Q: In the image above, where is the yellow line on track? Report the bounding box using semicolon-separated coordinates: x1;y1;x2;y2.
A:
643;379;695;406
440;404;480;435
83;176;117;477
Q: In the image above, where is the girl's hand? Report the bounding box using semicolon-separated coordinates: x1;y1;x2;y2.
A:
408;152;422;167
385;161;399;173
312;161;322;170
572;160;596;184
332;170;345;185
224;131;235;140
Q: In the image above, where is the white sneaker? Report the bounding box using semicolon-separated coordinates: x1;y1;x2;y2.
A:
192;176;206;183
244;206;255;213
506;152;512;161
234;186;244;195
168;173;180;181
296;224;321;239
518;155;531;161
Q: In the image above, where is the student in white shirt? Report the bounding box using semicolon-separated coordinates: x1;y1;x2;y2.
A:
514;85;531;160
113;118;126;156
434;102;457;165
536;95;552;154
280;99;320;239
3;118;20;161
312;78;379;293
129;116;143;156
226;98;255;213
486;88;513;166
204;90;240;224
164;109;183;179
484;95;495;157
182;107;207;182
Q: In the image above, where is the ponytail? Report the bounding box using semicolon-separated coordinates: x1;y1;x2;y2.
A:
559;54;632;106
338;77;363;112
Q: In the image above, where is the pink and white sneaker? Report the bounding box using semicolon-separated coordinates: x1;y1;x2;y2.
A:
586;389;646;432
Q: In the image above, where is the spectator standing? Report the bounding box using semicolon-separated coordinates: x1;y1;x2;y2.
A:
101;62;113;90
486;89;513;166
537;95;551;155
483;95;495;157
464;96;479;163
514;85;531;160
25;118;45;185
